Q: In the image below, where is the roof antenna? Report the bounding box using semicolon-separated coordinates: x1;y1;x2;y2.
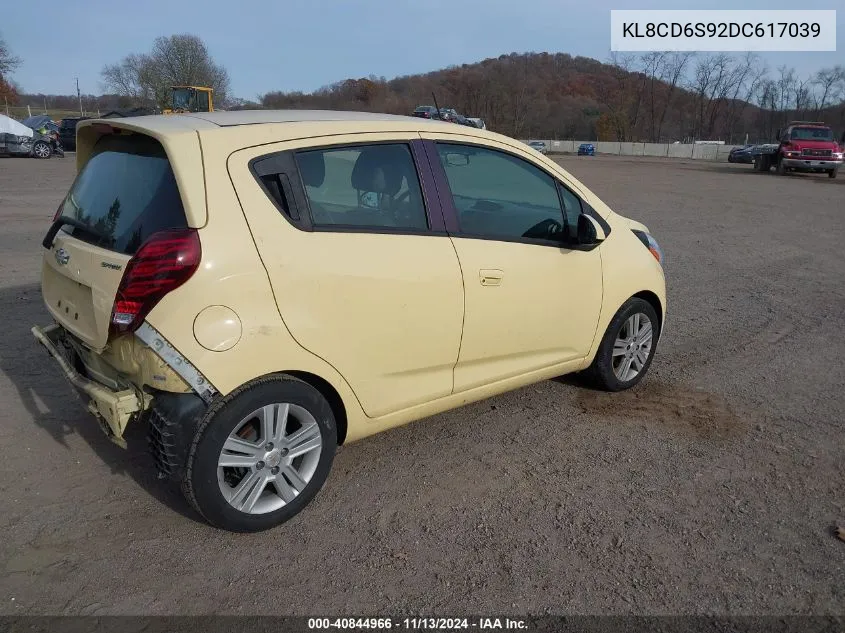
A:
431;92;441;120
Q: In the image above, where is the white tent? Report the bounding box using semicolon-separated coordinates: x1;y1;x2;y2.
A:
0;114;34;137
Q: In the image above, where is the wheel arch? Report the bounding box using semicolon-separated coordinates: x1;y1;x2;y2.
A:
282;370;348;445
632;290;664;334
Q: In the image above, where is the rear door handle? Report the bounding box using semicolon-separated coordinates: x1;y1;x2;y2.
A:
479;269;504;286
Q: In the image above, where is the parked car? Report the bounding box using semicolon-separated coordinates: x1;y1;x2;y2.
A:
33;110;666;532
0;113;61;158
438;108;459;122
24;115;65;157
467;117;486;130
578;143;596;156
727;144;755;163
528;140;549;154
412;105;439;120
452;113;477;128
59;117;90;151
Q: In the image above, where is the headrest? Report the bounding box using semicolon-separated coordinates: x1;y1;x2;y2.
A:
298;151;325;187
350;147;404;196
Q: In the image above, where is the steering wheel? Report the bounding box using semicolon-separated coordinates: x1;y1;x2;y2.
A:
522;218;564;240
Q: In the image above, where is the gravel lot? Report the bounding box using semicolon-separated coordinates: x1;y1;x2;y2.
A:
0;153;842;616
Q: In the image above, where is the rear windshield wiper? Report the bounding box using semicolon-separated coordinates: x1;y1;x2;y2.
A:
42;215;108;249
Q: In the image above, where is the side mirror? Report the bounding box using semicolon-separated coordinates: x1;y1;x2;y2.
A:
577;214;606;245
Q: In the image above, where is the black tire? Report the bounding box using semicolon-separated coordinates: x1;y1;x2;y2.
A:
776;158;786;175
582;298;661;392
182;375;337;532
32;141;52;159
829;170;837;179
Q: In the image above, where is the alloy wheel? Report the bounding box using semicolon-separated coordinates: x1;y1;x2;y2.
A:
611;312;653;382
217;403;323;514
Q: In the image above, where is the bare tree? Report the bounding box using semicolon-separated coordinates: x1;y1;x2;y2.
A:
701;53;736;139
655;52;692;142
723;53;765;143
689;54;719;139
776;65;796;118
101;54;151;101
793;76;813;119
641;52;667;142
0;33;22;78
813;66;845;114
101;34;230;109
596;53;647;141
754;78;779;139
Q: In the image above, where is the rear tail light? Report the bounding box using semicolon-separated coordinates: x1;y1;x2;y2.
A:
110;228;201;335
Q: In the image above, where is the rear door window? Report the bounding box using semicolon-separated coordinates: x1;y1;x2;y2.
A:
57;134;188;255
295;143;429;231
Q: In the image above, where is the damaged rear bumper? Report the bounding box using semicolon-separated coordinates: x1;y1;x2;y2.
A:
31;323;147;445
33;323;210;477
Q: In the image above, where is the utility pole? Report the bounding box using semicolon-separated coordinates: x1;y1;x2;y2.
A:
4;95;8;117
76;78;83;116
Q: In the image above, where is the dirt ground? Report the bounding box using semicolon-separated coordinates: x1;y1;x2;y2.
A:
0;153;842;616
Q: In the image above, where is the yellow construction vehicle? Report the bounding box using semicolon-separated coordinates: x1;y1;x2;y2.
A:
163;86;214;114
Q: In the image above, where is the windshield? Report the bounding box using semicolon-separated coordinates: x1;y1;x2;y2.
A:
791;127;833;141
57;134;188;255
172;88;194;111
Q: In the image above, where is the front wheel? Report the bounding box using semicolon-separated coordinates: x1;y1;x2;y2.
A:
32;141;52;159
583;298;660;391
183;375;337;532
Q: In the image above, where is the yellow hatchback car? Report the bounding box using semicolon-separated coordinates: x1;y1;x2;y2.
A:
33;111;666;532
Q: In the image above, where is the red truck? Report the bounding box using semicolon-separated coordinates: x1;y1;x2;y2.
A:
751;121;843;179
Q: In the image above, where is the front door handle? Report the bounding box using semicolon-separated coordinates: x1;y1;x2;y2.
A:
479;269;504;286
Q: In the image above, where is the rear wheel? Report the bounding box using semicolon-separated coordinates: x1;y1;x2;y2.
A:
183;375;337;532
32;141;51;159
583;298;660;392
829;170;837;179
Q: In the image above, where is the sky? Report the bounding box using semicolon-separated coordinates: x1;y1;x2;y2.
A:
3;0;843;99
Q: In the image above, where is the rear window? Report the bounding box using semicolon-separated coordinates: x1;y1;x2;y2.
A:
58;134;188;255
